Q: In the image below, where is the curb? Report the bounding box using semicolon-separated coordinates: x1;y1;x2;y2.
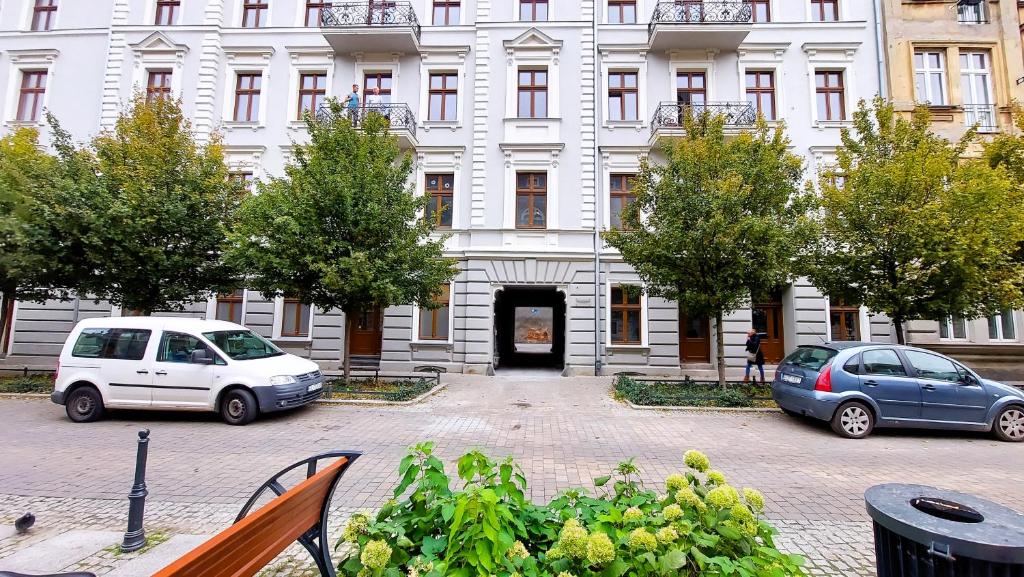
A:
316;382;447;407
623;399;781;413
0;393;50;400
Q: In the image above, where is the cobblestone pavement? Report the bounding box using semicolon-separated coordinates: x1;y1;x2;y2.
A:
1;372;1021;576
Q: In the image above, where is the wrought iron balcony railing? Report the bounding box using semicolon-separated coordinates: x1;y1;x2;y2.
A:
648;1;752;34
320;2;421;38
314;103;417;139
651;101;756;135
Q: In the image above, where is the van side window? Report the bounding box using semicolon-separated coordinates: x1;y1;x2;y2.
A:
72;329;108;358
157;331;214;364
72;328;152;360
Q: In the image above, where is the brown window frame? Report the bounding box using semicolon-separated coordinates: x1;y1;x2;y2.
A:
428;73;458;121
515;172;547;229
750;0;770;22
810;0;838;22
215;290;245;324
233;73;262;122
608;71;639;121
146;70;173;102
304;0;331;26
609;174;637;230
418;285;451;341
31;0;58;31
432;0;460;25
517;69;548;119
676;71;706;105
363;72;393;101
425;173;454;230
155;0;180;25
610;286;642;345
242;0;269;27
281;297;310;337
815;70;845;121
829;299;861;341
608;0;636;24
17;70;47;122
745;70;776;120
520;0;548;21
229;171;255;193
297;73;327;118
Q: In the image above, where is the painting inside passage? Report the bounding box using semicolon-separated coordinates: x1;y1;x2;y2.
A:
514;307;553;353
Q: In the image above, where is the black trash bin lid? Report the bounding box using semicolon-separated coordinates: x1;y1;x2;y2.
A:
865;483;1024;564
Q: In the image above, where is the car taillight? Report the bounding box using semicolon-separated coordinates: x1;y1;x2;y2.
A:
814;363;833;392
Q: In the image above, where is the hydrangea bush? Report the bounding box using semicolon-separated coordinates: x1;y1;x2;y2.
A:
338;443;805;577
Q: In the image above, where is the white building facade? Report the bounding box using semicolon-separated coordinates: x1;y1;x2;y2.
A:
3;0;1011;376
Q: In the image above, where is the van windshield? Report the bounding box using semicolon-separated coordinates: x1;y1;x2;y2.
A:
202;330;284;361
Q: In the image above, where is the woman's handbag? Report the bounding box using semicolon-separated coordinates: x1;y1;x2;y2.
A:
746;351;757;363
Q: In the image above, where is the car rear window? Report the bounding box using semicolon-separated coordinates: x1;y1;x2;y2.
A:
781;346;838;371
71;328;152;360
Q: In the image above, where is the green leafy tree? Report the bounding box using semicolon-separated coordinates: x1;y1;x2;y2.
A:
982;103;1024;265
805;97;1024;344
227;104;458;380
604;114;812;387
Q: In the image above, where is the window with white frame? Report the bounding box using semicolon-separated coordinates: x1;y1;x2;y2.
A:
607;0;636;24
913;50;947;105
610;285;643;345
31;0;58;31
417;285;451;340
215;290;246;324
960;51;995;131
242;0;269;27
988;309;1016;341
16;70;47;122
280;297;311;338
939;315;968;340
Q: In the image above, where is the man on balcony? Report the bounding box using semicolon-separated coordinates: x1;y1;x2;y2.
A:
343;83;360;124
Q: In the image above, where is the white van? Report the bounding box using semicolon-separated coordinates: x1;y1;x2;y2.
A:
51;317;325;425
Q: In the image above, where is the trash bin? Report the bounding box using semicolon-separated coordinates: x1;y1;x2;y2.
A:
865;483;1024;576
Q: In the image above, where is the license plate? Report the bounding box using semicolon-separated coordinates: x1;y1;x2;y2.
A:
782;374;803;384
307;382;323;393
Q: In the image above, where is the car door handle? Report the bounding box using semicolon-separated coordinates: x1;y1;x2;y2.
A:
154;370;168;376
136;370;149;374
864;380;879;387
922;384;936;391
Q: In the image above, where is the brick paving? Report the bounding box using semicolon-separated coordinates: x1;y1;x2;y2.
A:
0;372;1022;576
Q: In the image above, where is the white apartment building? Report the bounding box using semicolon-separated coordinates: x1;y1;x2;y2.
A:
1;0;1017;376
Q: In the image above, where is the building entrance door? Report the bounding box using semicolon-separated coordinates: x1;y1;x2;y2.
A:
350;307;383;356
752;300;784;363
679;312;710;363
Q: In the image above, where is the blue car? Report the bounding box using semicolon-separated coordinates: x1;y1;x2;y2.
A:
771;342;1024;441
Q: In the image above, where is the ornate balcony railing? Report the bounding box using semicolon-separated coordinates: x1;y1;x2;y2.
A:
648;1;752;35
320;2;421;39
651;101;756;135
315;103;417;140
963;104;998;133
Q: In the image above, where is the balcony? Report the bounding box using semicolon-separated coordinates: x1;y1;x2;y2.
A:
315;103;418;148
963;104;998;133
650;101;755;144
648;1;753;51
320;2;421;54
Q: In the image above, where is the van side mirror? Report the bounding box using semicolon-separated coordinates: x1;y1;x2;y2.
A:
191;348;215;365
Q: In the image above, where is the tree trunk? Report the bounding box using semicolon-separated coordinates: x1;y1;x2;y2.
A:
893;316;906;345
343;311;354;383
715;310;726;390
0;290;13;357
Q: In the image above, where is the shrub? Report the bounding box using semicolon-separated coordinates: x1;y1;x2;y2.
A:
613;376;773;408
337;443;805;577
0;375;52;394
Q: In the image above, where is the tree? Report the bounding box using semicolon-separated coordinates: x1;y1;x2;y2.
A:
45;94;241;314
604;114;812;387
982;103;1024;266
227;104;458;380
804;97;1024;344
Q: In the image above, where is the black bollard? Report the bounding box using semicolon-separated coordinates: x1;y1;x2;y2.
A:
120;429;150;553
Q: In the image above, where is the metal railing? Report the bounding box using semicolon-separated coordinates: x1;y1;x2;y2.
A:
651;101;756;135
649;0;752;35
956;2;987;24
963;103;998;132
315;103;417;139
320;2;422;39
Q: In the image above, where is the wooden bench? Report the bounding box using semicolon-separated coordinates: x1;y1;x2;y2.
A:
153;451;361;577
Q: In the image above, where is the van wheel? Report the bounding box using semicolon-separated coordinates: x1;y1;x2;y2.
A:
831;401;874;439
66;386;104;423
221;389;258;426
993;406;1024;442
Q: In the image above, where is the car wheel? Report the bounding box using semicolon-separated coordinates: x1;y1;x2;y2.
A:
221;389;258;426
66;386;104;423
831;401;874;439
993;406;1024;442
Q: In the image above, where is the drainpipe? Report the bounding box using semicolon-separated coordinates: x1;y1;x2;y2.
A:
872;0;889;98
592;0;603;376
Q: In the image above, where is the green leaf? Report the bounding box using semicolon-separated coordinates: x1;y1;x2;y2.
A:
660;549;688;571
593;475;612;487
599;559;630;577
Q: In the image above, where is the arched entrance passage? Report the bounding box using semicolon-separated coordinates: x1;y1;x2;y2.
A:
493;286;566;370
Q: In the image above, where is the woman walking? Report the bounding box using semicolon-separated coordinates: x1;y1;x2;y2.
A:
744;328;765;384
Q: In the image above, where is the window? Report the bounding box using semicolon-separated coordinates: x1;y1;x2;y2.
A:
842;353;861;374
230;172;254;192
418;285;450;340
862;349;907;376
960;51;995;130
914;50;947;105
515;172;547;229
815;70;845;121
904;350;960;383
425;174;454;229
433;0;460;25
520;0;548;21
146;71;172;102
364;72;393;104
428;73;457;121
31;0;58;31
281;297;311;337
297;73;327;118
610;286;642;344
829;298;860;341
751;0;770;22
745;71;776;120
988;309;1016;341
956;1;985;24
305;0;331;26
72;328;152;360
517;69;548;119
233;73;262;121
609;174;636;230
939;315;967;340
155;0;180;24
157;331;213;363
608;71;639;121
676;71;706;106
242;0;269;27
608;0;636;23
810;0;838;22
781;346;837;371
216;290;245;324
16;71;47;122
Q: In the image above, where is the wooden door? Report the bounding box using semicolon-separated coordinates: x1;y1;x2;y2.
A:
751;303;784;363
350;307;383;356
679;313;710;363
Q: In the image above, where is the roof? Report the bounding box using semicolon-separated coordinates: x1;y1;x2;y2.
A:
74;316;244;332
